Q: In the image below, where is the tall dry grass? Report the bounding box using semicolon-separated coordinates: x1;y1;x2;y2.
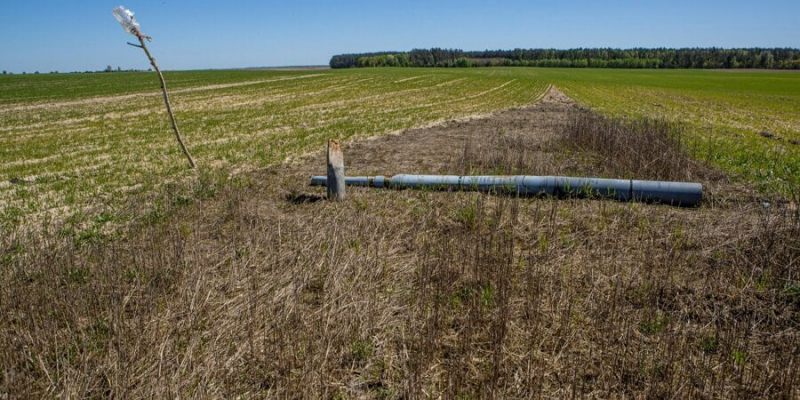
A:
1;112;797;398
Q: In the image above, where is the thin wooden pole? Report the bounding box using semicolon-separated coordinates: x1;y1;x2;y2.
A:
327;139;345;200
134;30;196;169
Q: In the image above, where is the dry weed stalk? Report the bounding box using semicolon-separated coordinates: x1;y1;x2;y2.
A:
113;6;196;169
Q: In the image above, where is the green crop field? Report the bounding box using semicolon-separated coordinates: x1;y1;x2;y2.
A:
1;67;798;230
0;68;549;229
532;68;800;191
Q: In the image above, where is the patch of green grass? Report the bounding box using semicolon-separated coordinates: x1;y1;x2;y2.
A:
698;335;719;354
732;349;749;367
454;201;479;230
480;283;494;308
533;68;800;194
65;268;91;285
350;339;374;362
639;312;668;336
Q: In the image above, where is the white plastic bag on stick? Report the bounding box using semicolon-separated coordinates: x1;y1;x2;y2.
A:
112;6;140;35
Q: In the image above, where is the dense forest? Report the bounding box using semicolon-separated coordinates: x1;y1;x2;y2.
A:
330;48;800;69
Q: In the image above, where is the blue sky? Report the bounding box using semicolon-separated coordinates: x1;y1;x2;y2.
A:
1;0;798;73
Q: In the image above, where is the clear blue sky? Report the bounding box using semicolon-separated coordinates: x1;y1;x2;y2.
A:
1;0;798;73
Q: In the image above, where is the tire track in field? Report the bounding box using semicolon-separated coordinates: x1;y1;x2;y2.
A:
291;77;471;112
1;75;346;136
0;74;326;113
393;75;431;83
280;85;558;167
0;108;158;134
1;143;115;170
366;84;548;133
302;79;532;123
369;80;527;115
179;75;378;111
215;79;539;147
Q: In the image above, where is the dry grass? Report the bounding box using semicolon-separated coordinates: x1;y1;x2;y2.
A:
559;110;716;182
1;105;798;398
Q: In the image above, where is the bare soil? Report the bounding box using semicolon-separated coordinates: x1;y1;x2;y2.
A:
292;86;576;178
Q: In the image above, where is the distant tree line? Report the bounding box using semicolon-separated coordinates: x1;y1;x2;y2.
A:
330;48;800;69
329;52;404;69
0;67;154;75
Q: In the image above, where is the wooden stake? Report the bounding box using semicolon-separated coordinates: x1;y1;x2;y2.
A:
327;139;345;201
134;29;196;169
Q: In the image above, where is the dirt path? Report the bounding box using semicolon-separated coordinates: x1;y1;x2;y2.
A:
293;86;577;179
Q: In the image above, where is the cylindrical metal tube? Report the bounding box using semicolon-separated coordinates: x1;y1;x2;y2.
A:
309;174;703;207
554;177;632;201
458;175;519;193
389;174;462;189
520;176;558;195
632;180;703;206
